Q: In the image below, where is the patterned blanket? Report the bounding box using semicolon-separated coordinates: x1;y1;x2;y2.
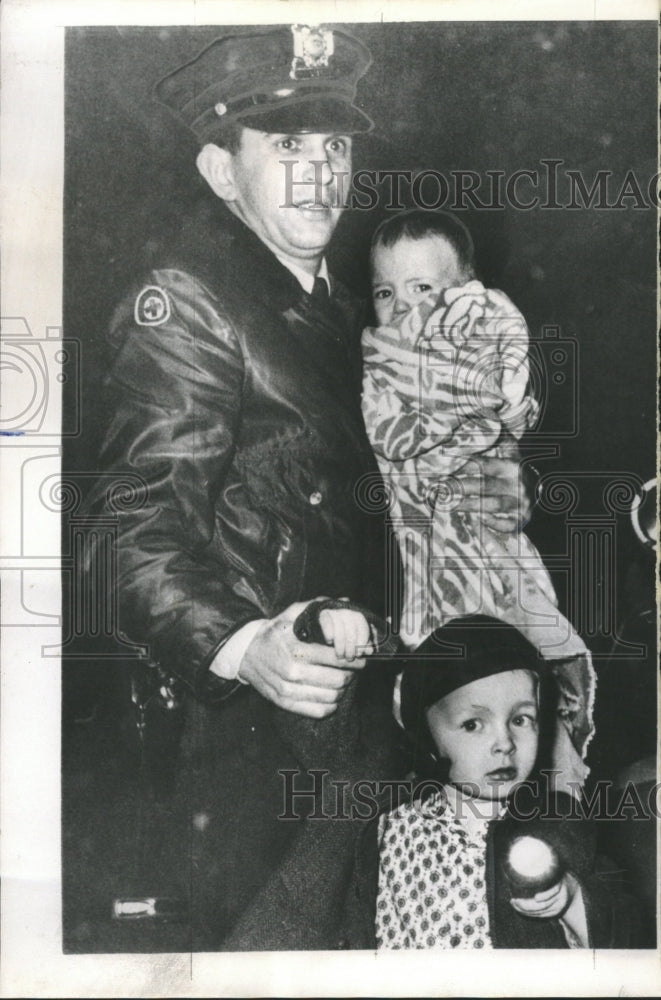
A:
362;280;595;779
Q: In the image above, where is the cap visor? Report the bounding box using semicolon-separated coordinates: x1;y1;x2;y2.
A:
235;97;373;135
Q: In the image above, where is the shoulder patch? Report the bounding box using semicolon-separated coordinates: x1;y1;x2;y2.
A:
134;286;171;327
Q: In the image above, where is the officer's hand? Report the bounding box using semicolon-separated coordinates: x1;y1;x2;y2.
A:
455;453;532;533
318;605;374;662
237;601;367;718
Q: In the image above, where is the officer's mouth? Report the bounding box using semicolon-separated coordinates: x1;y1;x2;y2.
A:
295;200;334;216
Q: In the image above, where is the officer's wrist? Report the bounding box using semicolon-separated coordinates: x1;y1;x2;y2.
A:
210;619;267;682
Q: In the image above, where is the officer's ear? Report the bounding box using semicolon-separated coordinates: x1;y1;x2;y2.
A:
196;143;238;202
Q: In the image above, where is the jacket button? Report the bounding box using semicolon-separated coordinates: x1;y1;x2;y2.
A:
309;491;323;506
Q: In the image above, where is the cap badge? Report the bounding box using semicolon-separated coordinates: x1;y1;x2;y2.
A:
135;286;171;327
290;24;334;80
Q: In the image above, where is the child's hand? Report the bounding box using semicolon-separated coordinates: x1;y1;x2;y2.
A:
510;873;588;947
319;603;374;663
510;874;574;920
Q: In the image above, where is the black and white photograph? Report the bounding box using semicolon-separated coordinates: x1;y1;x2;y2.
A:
1;1;659;995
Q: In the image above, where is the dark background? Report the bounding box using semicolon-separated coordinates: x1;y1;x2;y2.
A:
64;21;657;477
64;21;657;605
62;22;657;951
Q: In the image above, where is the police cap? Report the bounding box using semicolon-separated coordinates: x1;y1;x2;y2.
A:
156;24;373;141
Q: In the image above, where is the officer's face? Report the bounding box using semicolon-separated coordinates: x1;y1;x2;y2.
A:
224;128;352;270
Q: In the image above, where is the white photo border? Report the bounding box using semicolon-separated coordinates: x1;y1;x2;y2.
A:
1;0;659;996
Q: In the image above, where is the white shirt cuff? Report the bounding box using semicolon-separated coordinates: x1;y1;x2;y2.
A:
209;619;266;682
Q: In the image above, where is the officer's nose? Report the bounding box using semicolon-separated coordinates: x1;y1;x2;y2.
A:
301;155;333;188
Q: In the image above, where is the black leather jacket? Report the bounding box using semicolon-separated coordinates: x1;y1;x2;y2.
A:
88;202;383;700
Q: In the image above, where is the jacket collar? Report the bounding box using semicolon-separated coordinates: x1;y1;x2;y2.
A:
162;193;361;318
211;200;322;312
275;254;330;296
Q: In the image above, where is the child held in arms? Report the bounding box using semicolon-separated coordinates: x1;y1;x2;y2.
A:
360;209;594;791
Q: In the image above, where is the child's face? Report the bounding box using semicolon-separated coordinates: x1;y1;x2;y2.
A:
426;669;539;800
371;235;466;325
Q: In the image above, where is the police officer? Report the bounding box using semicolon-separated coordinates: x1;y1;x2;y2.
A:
89;24;529;949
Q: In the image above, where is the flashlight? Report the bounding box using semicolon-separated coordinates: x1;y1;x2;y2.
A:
502;835;564;897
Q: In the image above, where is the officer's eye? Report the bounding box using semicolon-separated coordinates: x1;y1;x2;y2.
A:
327;136;349;155
373;288;391;300
276;136;301;152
